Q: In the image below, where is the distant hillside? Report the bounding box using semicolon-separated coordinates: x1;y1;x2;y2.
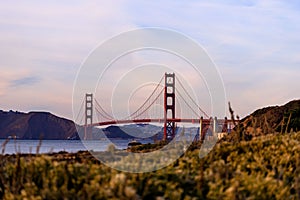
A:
0;110;164;140
0;110;78;139
84;124;162;140
238;99;300;137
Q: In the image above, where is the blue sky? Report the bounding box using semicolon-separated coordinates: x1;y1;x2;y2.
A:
0;0;299;119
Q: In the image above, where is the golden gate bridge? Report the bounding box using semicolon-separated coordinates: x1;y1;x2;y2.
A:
75;73;236;141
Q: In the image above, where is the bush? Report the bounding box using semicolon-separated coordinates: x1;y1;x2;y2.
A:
0;132;299;199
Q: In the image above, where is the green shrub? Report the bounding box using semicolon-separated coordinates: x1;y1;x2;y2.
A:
0;132;299;199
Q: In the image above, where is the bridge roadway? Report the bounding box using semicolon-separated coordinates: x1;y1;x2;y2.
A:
87;118;234;127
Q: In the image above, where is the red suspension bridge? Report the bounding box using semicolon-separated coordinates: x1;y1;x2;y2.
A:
75;73;236;141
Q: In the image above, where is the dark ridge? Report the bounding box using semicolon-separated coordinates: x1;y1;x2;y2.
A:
238;99;300;136
0;110;79;139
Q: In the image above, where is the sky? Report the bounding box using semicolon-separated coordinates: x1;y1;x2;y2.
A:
0;0;299;120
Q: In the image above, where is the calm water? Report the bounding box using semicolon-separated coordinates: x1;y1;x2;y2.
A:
0;139;153;155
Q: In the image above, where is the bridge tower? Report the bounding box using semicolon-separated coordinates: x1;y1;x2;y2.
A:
164;73;176;140
84;93;93;140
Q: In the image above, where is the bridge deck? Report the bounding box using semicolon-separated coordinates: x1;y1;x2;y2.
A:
87;118;236;127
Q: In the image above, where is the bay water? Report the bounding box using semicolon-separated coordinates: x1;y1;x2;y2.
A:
0;139;153;155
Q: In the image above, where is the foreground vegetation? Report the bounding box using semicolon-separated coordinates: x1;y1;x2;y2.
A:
0;131;300;199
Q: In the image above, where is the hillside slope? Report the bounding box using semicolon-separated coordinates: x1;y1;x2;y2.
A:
0;110;78;139
239;99;300;136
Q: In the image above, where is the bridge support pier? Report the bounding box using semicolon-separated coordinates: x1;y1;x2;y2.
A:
84;93;93;140
213;117;217;133
199;117;203;141
222;117;228;133
164;73;176;140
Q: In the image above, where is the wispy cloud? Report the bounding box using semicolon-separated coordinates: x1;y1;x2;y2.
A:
10;76;40;88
